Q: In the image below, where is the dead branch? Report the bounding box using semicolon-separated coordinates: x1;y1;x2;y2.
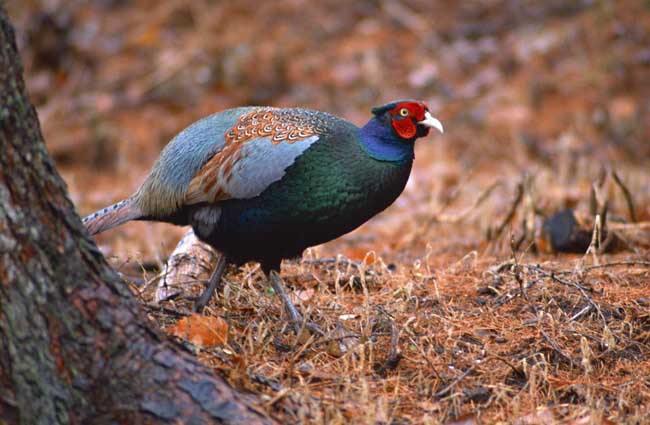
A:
540;329;576;366
155;228;219;303
434;180;502;225
492;180;524;242
611;169;637;223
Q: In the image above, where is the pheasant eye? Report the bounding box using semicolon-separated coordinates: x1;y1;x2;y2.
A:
399;108;409;117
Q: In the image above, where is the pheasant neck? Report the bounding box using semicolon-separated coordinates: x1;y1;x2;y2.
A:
358;117;415;162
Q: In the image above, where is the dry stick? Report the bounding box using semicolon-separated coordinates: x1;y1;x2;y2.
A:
489;259;515;274
249;373;283;392
490;355;524;377
433;180;502;225
598;224;617;255
423;169;477;221
570;305;593;321
434;364;479;399
380;310;402;369
143;302;192;318
565;276;609;333
522;265;594;293
530;260;650;277
490;257;591;301
582;214;603;267
492;181;524;242
493;276;545;308
580;260;650;271
433;356;521;399
412;180;502;248
387;320;401;367
411;336;445;384
117;271;146;288
492;262;594;309
609;221;650;231
516;173;537;251
611;169;637;223
493;260;650;308
564;204;614;334
510;235;529;302
434;354;541;402
540;329;576;367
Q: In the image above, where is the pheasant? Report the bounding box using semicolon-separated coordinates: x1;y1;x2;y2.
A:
83;100;443;327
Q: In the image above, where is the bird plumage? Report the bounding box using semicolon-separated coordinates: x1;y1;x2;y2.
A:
83;198;142;235
83;100;443;309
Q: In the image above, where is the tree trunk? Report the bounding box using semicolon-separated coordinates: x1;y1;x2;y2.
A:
0;5;276;424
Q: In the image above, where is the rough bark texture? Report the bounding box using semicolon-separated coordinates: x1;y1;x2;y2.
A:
0;5;275;424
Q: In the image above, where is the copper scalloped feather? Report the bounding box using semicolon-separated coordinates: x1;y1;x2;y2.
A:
225;109;320;144
185;109;322;205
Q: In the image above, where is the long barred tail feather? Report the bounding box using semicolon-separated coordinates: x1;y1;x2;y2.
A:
83;198;143;235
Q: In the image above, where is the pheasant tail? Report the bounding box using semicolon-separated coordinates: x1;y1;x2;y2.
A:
83;198;142;235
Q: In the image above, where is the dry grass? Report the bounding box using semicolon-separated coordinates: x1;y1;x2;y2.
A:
132;190;650;424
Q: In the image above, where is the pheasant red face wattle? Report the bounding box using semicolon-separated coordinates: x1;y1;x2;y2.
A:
388;101;442;139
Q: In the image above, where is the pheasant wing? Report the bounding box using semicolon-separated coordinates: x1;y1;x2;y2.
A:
185;108;322;205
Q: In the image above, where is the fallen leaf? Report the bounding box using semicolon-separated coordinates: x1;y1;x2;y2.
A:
168;314;228;348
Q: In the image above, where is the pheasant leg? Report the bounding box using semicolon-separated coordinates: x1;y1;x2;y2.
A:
194;255;229;313
269;271;324;336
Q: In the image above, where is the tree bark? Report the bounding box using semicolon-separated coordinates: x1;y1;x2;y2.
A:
0;5;276;424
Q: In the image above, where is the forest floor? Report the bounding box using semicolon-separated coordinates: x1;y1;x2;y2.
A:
9;0;650;423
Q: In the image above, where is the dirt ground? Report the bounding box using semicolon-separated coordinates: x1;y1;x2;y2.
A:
8;1;650;423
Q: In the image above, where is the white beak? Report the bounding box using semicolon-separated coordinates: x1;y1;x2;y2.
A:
418;111;444;134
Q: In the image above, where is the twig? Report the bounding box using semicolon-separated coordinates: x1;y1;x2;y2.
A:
492;181;524;241
608;222;650;231
434;364;479;399
540;330;576;366
489;355;523;377
435;356;525;399
411;336;445;384
570;305;593;321
611;169;637;223
516;264;610;333
582;214;603;267
510;235;528;302
522;264;594;293
249;373;283;392
493;276;545;308
143;302;192;317
433;181;502;225
581;260;650;271
533;265;610;330
489;259;515;274
117;271;146;287
387;317;402;369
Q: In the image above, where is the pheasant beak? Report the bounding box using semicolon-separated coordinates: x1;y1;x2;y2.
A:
418;111;444;134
